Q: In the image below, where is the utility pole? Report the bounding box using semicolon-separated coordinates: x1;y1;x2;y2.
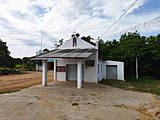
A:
41;36;42;52
136;57;138;79
74;29;76;33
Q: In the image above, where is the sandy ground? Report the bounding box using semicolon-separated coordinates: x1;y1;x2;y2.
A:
0;71;53;93
0;82;160;120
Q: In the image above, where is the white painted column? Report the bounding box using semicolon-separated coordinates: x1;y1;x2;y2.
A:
42;60;48;86
77;60;82;89
36;64;38;71
95;49;98;83
136;57;138;79
54;60;57;81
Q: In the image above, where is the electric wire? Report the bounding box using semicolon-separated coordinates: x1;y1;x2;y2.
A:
106;16;160;38
100;0;137;37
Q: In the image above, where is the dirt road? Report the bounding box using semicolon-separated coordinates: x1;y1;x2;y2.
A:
0;71;53;93
0;82;159;120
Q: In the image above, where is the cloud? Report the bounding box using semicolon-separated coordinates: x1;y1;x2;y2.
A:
31;4;52;17
0;0;159;58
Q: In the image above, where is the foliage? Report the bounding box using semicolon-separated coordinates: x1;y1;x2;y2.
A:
13;57;36;71
43;48;49;52
81;35;95;46
59;39;63;45
15;64;25;70
0;67;22;75
14;58;23;65
0;39;15;68
21;57;36;71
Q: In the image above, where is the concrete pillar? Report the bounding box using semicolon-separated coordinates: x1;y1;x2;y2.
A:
36;64;39;71
54;60;57;81
42;60;48;86
77;60;82;89
95;49;98;83
95;38;99;83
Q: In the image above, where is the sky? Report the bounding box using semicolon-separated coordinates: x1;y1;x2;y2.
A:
0;0;160;58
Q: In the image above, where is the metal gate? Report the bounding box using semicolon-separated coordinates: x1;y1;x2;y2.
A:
106;65;117;80
66;64;77;81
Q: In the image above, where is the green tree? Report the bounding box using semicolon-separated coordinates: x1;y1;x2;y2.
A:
0;39;15;68
22;57;36;70
81;35;95;45
117;32;147;78
144;35;160;78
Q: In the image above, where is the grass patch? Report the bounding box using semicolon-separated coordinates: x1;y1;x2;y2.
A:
100;78;160;95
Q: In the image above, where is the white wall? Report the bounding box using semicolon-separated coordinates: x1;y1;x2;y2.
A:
56;52;98;83
97;59;105;81
57;59;77;81
84;52;97;83
57;55;125;82
58;37;95;49
104;60;124;80
36;64;42;71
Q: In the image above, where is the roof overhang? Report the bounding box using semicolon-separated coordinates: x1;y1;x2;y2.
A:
30;48;96;60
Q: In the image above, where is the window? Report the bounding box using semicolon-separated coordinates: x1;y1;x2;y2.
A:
73;37;77;46
98;64;99;74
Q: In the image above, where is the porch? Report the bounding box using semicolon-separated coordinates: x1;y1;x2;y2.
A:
31;48;98;89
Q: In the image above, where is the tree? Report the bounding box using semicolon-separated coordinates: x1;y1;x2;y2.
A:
43;48;49;52
145;35;160;78
59;39;63;45
117;32;147;79
22;57;36;70
99;39;120;60
81;35;95;45
0;39;15;68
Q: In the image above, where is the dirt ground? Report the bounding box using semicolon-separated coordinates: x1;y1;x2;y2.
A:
0;71;53;93
0;82;160;120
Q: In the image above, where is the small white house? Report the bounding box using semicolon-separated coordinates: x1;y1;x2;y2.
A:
31;33;124;89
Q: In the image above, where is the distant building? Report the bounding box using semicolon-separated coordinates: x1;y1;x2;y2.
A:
35;50;54;71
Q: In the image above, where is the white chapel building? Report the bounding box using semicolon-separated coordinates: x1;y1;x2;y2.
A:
31;33;124;89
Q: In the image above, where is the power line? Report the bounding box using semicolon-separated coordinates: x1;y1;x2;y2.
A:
7;44;48;46
100;0;137;37
8;44;40;46
106;16;160;38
